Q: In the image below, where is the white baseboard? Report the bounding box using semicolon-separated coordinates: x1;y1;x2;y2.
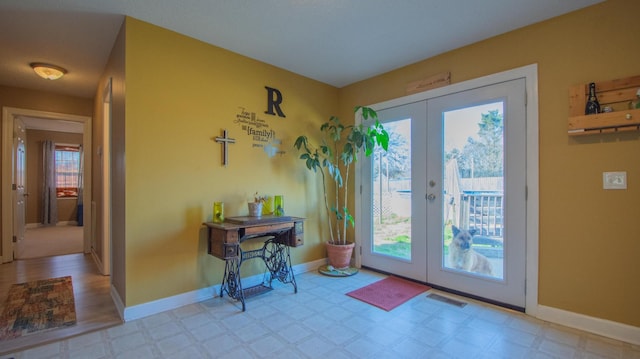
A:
537;305;640;346
121;258;326;322
91;248;107;275
123;284;217;322
110;285;125;322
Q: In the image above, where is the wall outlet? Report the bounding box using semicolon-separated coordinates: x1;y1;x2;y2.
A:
603;171;626;190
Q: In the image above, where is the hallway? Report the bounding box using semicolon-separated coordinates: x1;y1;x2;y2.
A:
15;226;83;260
0;253;120;354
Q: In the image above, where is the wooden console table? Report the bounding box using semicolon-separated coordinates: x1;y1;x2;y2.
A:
204;215;304;311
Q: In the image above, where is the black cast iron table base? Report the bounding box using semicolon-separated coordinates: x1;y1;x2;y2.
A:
219;238;297;311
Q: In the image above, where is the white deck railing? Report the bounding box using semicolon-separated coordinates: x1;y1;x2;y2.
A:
459;191;503;238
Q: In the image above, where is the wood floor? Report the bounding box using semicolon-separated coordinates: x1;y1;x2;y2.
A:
16;226;84;259
0;253;122;355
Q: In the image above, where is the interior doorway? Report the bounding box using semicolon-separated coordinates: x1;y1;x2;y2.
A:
2;107;92;263
1;108;120;354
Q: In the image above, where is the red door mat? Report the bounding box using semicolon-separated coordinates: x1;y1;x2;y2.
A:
346;276;431;311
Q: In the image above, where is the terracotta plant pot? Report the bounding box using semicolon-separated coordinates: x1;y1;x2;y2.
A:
325;242;355;269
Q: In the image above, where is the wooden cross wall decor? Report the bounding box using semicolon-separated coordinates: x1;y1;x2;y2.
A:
214;129;236;167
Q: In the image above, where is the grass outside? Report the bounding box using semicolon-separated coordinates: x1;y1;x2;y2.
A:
373;216;455;259
374;219;500;257
373;217;505;278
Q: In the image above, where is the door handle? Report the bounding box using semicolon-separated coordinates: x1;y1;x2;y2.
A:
426;193;436;201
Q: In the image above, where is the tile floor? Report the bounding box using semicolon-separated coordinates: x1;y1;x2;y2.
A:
2;269;639;359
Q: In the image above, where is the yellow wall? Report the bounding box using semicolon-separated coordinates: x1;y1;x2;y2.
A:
340;0;640;327
0;86;94;115
123;18;337;306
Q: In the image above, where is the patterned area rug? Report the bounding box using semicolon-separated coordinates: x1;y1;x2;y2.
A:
346;276;431;311
0;276;76;340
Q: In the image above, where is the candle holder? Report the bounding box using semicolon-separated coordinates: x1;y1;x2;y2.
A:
213;202;224;223
274;195;284;216
262;196;274;215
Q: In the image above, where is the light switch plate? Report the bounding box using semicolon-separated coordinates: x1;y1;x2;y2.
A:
603;171;626;190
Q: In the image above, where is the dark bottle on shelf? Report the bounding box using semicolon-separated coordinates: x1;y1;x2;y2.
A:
585;82;600;115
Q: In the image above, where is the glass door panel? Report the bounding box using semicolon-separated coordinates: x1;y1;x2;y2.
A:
373;119;412;261
426;78;526;308
360;102;427;282
443;102;505;280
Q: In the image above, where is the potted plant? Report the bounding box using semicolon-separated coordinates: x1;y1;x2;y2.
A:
294;106;389;271
248;192;267;217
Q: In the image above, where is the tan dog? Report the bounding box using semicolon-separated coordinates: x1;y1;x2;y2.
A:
449;226;494;276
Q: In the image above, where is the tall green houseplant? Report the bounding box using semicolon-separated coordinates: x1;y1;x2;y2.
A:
294;106;389;247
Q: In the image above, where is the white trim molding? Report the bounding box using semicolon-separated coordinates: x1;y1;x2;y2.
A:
537;305;640;346
110;285;125;322
123;284;217;322
121;258;326;322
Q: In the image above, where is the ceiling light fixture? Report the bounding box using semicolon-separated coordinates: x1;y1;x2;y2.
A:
30;62;67;80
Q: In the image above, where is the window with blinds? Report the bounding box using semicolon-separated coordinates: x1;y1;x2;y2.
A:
55;144;80;198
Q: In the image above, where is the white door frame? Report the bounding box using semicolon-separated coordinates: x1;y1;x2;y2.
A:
425;78;527;308
2;107;92;263
100;78;112;275
356;64;539;315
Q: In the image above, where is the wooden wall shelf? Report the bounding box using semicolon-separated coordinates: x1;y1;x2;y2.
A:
568;75;640;136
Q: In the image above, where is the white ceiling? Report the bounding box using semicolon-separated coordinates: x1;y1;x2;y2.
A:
0;0;602;100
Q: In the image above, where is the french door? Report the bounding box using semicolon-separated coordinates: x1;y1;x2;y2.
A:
360;102;427;282
359;77;528;309
13;118;27;255
426;78;526;308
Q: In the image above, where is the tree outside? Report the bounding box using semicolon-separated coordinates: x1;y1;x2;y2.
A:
373;107;504;267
